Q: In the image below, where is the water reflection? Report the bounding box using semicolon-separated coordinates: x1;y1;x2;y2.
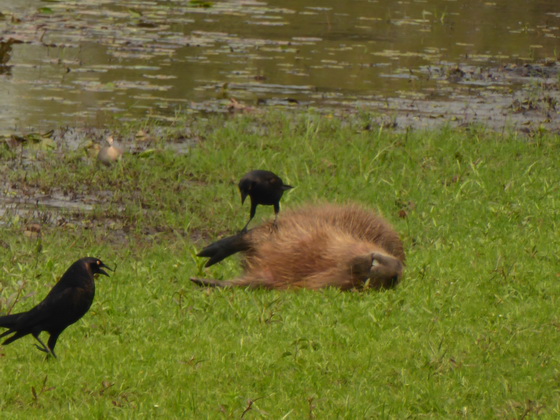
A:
0;0;558;134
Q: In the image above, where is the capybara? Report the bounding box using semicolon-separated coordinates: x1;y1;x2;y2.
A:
193;203;404;290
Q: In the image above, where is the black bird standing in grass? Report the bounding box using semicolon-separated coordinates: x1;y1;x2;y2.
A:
0;257;112;358
238;170;293;232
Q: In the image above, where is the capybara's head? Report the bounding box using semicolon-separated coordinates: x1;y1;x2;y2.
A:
350;252;403;289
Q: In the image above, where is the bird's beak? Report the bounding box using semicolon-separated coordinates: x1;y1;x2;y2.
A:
240;191;248;204
282;184;294;191
99;262;114;277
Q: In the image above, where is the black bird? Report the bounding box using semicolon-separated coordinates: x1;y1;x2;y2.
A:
238;170;293;231
0;257;111;358
197;231;251;268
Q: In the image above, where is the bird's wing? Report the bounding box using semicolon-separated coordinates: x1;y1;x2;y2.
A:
12;286;88;330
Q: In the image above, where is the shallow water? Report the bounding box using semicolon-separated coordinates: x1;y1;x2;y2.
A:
0;0;559;134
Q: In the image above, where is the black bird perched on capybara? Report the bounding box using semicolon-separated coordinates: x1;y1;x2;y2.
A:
193;203;404;290
238;170;293;232
0;257;112;358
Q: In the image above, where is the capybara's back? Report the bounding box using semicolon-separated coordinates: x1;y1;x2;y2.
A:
193;203;405;290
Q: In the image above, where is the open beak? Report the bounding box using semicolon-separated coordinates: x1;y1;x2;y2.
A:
98;262;114;277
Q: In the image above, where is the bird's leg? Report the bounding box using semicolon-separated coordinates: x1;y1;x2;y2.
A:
32;334;57;358
34;345;56;361
249;200;258;221
241;202;258;232
47;333;60;359
32;334;48;352
240;198;258;233
240;220;250;234
272;203;280;230
34;344;48;353
33;343;56;359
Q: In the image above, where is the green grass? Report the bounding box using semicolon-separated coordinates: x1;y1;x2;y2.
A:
0;112;559;418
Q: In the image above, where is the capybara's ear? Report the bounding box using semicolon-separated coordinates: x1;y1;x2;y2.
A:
349;253;376;285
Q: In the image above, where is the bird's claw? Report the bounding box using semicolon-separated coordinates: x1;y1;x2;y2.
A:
34;344;48;353
34;344;56;358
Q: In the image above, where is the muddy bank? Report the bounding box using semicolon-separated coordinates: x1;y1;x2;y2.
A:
1;0;558;134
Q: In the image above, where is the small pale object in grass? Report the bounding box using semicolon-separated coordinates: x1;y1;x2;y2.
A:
24;223;42;238
97;136;124;166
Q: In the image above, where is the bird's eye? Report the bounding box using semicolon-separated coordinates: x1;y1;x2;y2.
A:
97;260;101;265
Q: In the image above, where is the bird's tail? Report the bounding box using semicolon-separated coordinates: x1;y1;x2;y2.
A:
197;232;251;267
190;276;277;290
190;277;233;288
0;313;23;344
0;313;21;331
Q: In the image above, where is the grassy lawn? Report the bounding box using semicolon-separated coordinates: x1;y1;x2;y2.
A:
0;112;559;418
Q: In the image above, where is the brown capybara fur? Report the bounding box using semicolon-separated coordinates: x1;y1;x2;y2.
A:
192;203;405;291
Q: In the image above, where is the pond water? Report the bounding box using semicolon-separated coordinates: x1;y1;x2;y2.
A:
1;0;559;134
